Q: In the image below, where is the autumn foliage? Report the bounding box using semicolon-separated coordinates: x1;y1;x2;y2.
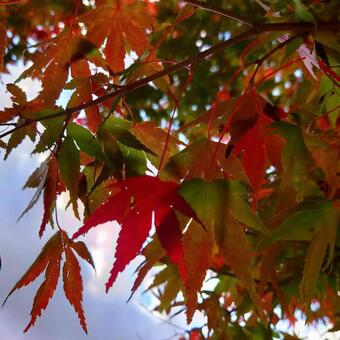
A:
0;0;339;338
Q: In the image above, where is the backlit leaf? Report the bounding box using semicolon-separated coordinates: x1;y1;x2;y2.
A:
58;136;80;218
80;1;155;72
301;203;338;303
39;156;58;237
73;176;202;292
63;246;87;333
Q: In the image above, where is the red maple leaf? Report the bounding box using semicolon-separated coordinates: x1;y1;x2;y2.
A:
226;90;286;201
73;175;202;291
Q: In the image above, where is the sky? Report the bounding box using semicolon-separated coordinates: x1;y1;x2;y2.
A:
0;63;339;340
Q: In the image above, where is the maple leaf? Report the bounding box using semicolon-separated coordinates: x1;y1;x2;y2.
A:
58;135;81;219
18;32;105;108
183;219;212;323
0;84;43;126
131;120;184;167
80;0;156;72
126;51;170;92
129;237;166;300
24;242;62;333
73;175;202;292
3;232;62;307
260;197;336;245
273;122;313;200
179;90;284;198
71;240;96;271
227;90;283;197
180;179;264;317
300;201;337;304
39;155;58;237
4;231;92;333
68;59;102;132
162;137;247;182
63;244;87;333
3;231;63;332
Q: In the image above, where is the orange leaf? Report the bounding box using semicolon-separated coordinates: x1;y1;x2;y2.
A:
39;156;58;237
23;232;64;332
80;1;155;72
71;240;96;271
63;246;87;333
183;220;212;323
219;216;264;318
3;232;61;306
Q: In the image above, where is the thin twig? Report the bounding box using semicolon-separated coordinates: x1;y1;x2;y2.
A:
308;104;340;126
248;34;302;83
158;69;193;172
181;0;253;27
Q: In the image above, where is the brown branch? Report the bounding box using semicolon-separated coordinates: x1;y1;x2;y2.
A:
181;0;254;27
0;28;258;139
181;0;340;33
0;21;339;140
256;22;340;32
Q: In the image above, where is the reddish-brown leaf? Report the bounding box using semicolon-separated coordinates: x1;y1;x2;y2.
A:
70;60;101;132
105;20;125;73
132;121;182;162
219;216;264;318
6;84;27;106
162;138;247;182
3;232;61;306
5;231;92;333
41;59;68;107
23;233;63;332
127;52;170;92
19;33;105;108
230;91;274;197
63;247;87;333
71;240;96;271
39;156;58;237
182;220;212;323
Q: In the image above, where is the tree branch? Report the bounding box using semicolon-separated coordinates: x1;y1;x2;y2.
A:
0;21;339;140
181;0;254;27
181;0;340;33
0;29;258;139
256;22;340;32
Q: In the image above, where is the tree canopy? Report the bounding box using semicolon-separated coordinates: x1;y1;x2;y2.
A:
0;0;339;338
